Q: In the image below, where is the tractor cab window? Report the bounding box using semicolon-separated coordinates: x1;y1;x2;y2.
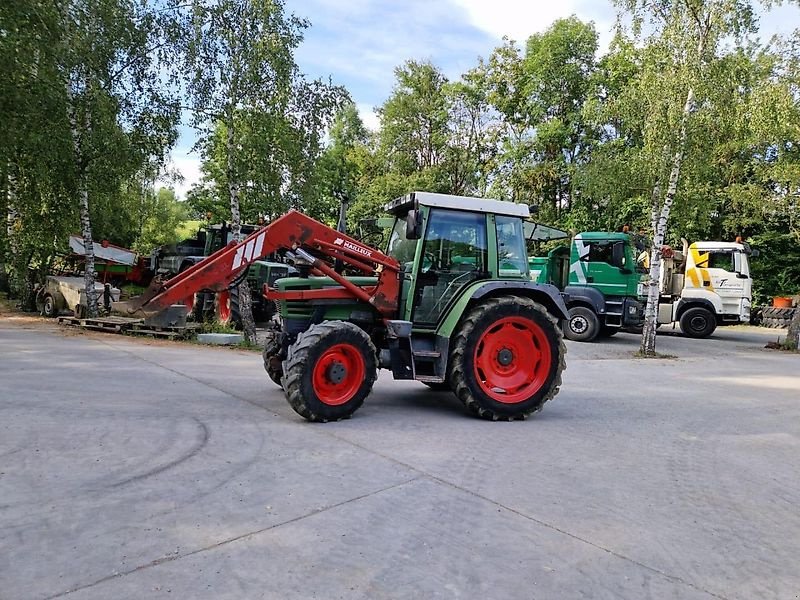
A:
387;217;419;271
496;216;528;276
413;209;487;325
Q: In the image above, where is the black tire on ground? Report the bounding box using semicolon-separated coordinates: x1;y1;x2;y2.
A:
422;381;450;391
216;288;243;329
190;291;208;323
41;294;59;318
262;335;284;387
563;306;600;342
679;306;717;338
449;296;566;421
282;321;378;422
599;325;619;337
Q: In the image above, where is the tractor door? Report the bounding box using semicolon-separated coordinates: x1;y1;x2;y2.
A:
410;209;488;326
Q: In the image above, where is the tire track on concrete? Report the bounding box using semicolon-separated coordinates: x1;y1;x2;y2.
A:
109;417;209;488
82;337;728;599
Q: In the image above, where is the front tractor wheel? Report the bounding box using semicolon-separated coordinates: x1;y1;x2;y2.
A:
262;335;284;387
282;321;378;422
449;296;566;421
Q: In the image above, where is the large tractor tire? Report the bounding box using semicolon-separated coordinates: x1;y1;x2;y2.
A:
215;288;242;329
563;305;601;342
449;296;566;421
262;335;284;387
282;321;378;422
679;306;717;338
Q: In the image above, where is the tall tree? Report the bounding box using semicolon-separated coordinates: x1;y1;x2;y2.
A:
1;0;180;315
614;0;785;355
184;0;346;341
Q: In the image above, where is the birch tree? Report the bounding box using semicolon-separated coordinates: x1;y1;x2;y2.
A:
184;0;345;342
614;0;787;355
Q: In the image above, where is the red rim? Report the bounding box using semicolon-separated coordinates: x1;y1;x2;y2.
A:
312;343;365;406
217;290;231;323
183;293;195;314
473;316;552;404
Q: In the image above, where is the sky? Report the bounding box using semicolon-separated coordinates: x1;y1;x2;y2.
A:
166;0;800;198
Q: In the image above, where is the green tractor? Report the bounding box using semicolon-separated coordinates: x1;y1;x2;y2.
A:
263;192;569;421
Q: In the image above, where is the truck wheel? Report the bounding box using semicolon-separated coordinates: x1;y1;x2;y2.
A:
449;296;565;421
262;336;284;387
42;294;60;318
282;321;377;422
563;306;600;342
680;306;717;338
216;289;242;329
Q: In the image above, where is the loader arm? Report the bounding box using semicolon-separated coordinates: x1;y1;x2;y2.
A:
126;210;402;319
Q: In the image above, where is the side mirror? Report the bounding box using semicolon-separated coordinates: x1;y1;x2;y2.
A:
611;242;626;268
406;210;423;240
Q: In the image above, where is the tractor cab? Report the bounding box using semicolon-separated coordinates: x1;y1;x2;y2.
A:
385;192;532;326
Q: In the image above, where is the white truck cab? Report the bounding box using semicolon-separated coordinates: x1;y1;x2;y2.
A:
656;240;752;338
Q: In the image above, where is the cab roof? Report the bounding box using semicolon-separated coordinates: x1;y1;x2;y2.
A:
385;191;530;218
575;231;631;241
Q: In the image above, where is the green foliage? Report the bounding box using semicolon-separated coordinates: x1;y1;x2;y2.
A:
1;0;181;306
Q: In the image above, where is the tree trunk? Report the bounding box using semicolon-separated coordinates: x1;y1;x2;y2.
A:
6;167;20;297
68;88;98;318
786;305;800;350
640;88;695;356
225;116;257;342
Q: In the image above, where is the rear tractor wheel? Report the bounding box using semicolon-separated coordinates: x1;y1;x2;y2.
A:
215;288;242;329
449;296;565;421
282;321;378;422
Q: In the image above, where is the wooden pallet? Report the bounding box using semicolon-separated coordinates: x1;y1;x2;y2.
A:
57;315;199;339
128;321;200;339
58;315;141;333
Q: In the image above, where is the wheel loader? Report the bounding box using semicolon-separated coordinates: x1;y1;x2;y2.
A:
126;191;569;422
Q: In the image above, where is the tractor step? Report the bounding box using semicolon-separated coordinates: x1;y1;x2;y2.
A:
415;375;445;384
412;350;440;359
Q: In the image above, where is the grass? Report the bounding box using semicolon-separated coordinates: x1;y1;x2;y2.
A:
196;320;239;334
633;350;679;359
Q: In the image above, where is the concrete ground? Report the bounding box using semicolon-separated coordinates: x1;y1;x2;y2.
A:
1;317;798;600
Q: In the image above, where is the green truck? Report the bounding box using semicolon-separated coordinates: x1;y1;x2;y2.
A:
530;232;645;342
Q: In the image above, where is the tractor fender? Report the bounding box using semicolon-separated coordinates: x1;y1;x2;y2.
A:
563;285;605;315
437;281;569;338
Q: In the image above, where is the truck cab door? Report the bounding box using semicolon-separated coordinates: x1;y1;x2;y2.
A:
692;249;748;316
572;239;630;297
